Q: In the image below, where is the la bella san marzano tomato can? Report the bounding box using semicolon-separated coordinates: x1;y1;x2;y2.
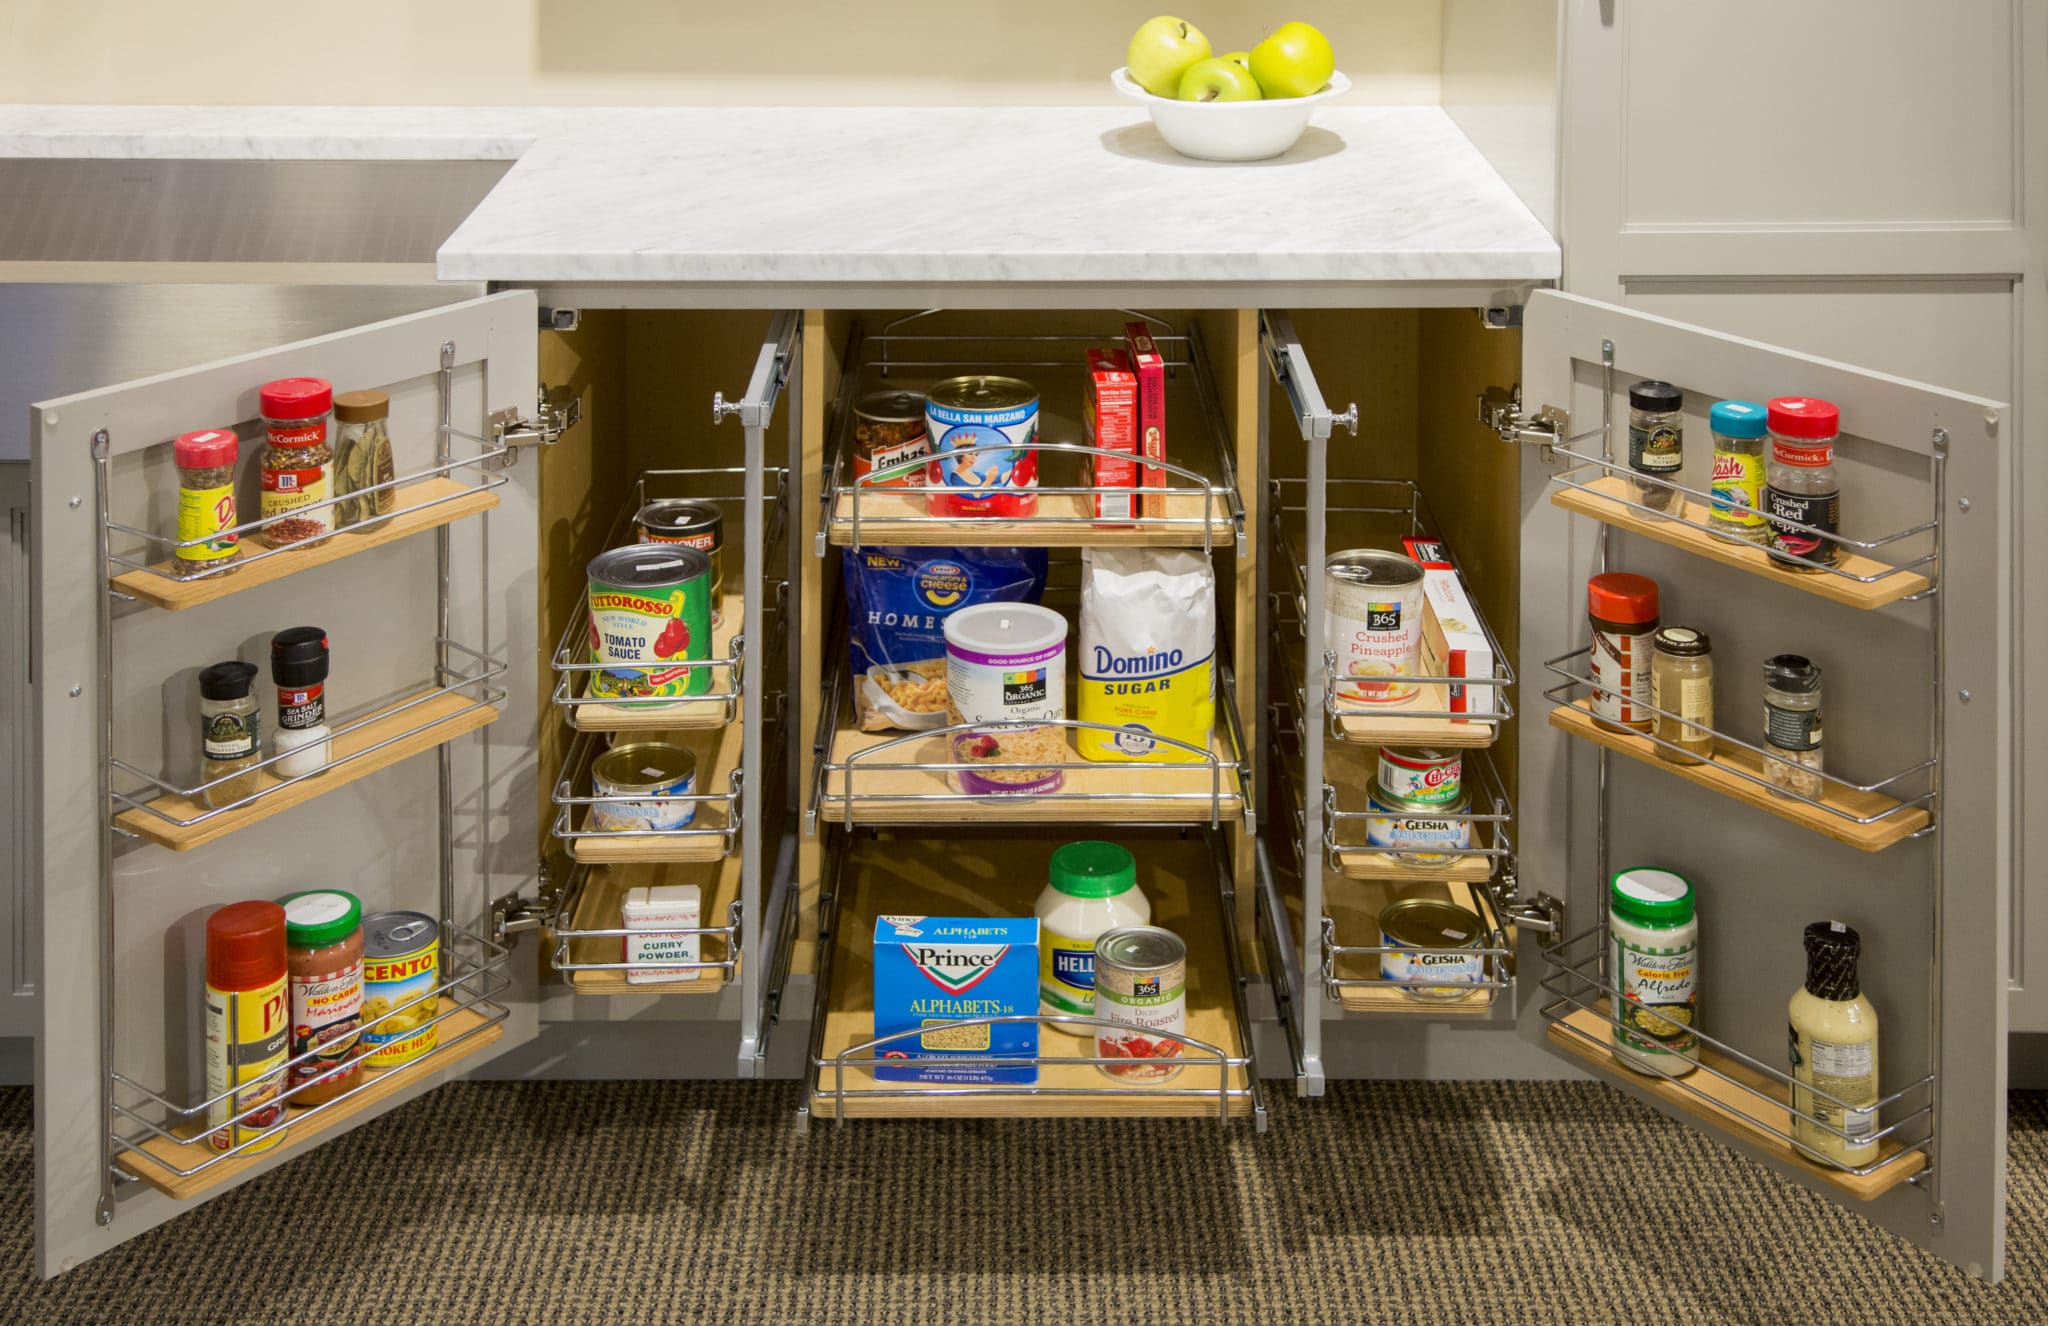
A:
924;375;1040;519
586;544;713;706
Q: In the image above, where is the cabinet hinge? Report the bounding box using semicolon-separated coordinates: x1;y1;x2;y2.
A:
487;385;581;469
1499;882;1564;936
492;890;548;944
1477;385;1568;460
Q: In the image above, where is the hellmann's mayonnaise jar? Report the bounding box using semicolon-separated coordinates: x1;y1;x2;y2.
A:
1036;841;1149;1034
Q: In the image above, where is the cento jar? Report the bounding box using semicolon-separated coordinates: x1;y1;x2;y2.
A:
1764;396;1843;572
259;377;335;548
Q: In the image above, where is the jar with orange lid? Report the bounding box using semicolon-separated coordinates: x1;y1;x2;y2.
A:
1588;573;1660;733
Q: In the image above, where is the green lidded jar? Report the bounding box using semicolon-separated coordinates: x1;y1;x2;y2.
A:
1608;867;1700;1077
1035;842;1150;1031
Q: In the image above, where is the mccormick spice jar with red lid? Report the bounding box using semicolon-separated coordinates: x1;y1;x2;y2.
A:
259;377;335;549
173;428;241;577
1587;572;1660;733
1763;396;1843;572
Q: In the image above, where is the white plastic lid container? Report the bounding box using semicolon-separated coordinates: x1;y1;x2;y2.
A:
1036;841;1149;1034
621;882;703;984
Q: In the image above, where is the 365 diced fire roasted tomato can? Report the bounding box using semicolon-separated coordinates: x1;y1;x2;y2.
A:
1093;925;1187;1081
360;912;440;1069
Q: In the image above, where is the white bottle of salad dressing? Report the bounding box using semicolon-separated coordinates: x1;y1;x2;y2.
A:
1036;842;1148;1035
1789;921;1880;1169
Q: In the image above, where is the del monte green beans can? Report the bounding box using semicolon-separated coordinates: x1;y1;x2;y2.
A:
587;544;713;706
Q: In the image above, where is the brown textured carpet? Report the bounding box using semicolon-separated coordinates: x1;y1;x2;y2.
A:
0;1082;2041;1325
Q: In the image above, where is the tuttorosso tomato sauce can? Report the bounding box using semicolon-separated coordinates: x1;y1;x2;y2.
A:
586;544;713;706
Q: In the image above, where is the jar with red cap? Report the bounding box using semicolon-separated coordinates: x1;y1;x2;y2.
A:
258;376;335;549
173;428;240;577
1588;572;1660;733
204;901;290;1154
1763;396;1842;572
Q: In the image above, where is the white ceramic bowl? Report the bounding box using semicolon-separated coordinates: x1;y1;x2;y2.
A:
1111;65;1350;162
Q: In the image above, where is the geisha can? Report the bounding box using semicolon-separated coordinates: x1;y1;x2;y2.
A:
924;376;1040;518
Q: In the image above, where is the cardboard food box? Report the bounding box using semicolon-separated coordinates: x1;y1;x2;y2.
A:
621;883;702;985
1123;322;1168;517
872;916;1038;1084
1411;552;1494;721
1085;347;1139;524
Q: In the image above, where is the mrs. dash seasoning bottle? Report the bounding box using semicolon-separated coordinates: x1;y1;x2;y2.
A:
1790;921;1880;1169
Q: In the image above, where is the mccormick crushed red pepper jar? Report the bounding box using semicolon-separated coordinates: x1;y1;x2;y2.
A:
259;377;335;549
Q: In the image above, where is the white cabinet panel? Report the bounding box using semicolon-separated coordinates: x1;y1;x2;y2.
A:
1620;2;2017;227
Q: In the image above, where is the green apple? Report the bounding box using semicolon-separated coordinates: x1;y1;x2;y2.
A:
1222;50;1252;71
1177;57;1263;103
1127;15;1212;98
1249;21;1336;99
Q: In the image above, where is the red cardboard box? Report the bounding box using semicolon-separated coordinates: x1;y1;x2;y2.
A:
1123;322;1168;517
1086;347;1139;523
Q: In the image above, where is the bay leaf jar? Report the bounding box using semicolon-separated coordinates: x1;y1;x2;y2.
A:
1649;626;1714;765
332;390;396;532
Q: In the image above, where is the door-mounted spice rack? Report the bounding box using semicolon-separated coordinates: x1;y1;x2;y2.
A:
1540;923;1931;1201
111;651;506;852
106;452;506;611
816;316;1246;555
1544;449;1936;610
110;924;513;1200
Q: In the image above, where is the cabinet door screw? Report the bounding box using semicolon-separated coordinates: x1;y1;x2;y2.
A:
1958;690;1972;704
68;496;81;509
1957;497;1971;512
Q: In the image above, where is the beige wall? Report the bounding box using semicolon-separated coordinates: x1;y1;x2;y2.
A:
2;2;1440;105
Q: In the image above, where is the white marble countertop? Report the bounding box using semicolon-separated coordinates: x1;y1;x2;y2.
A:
0;104;1559;295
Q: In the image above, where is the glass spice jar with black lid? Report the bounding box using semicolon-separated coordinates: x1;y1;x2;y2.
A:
1627;380;1685;519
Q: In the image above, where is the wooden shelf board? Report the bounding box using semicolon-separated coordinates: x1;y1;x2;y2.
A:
561;856;739;996
118;1007;503;1200
109;478;498;611
568;592;745;732
827;489;1230;548
563;719;740;865
1335;849;1496;884
810;833;1253;1120
1550;475;1928;610
1549;700;1929;852
820;722;1243;826
116;691;500;852
1547;1004;1924;1201
1333;681;1501;748
1326;877;1502;1015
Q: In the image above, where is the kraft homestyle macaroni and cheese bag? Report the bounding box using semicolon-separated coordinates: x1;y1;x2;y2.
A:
1077;547;1216;762
843;546;1049;731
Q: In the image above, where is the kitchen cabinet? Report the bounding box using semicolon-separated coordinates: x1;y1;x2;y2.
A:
26;285;2013;1280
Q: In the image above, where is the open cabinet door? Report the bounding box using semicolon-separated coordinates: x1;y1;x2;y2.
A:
1515;289;2011;1278
30;292;545;1275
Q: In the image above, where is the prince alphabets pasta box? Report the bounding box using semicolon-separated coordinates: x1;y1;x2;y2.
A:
872;916;1038;1084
